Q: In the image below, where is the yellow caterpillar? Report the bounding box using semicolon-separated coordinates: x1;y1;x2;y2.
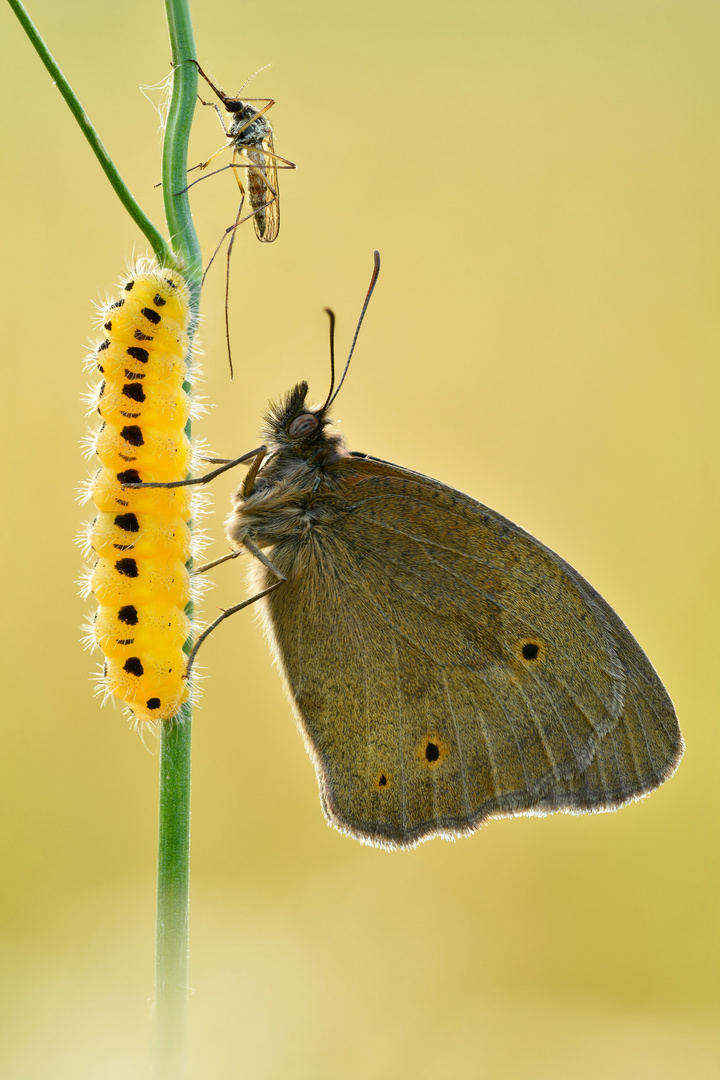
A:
81;262;196;725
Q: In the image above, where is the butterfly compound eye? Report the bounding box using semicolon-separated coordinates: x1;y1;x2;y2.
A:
288;413;320;439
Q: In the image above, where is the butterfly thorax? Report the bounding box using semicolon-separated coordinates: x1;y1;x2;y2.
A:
227;455;347;552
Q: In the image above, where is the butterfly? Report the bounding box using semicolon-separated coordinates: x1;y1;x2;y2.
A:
137;252;684;847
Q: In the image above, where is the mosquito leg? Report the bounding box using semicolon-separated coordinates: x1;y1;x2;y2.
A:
194;95;233;138
223;97;276;141
177;156;235;195
202;190;247;284
223;179;245;377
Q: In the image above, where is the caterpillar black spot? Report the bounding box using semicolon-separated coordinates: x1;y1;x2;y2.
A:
81;263;197;725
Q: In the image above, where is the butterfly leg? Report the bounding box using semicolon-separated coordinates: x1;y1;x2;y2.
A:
185;537;287;679
241;449;269;496
122;446;267;490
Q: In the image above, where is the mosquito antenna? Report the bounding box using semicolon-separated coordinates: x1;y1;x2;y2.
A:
320;308;337;412
237;63;272;97
326;250;381;409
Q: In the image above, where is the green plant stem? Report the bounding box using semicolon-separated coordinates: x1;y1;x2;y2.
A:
6;0;173;266
155;704;193;1080
155;7;201;1080
162;4;202;294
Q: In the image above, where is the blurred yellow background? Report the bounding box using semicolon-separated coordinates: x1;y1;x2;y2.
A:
1;0;717;1076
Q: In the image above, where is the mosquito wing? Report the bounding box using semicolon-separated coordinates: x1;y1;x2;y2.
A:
246;132;280;242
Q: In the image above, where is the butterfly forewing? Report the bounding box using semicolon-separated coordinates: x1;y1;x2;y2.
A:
249;455;680;848
533;584;681;812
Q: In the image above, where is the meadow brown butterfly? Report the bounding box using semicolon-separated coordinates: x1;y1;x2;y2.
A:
140;252;683;848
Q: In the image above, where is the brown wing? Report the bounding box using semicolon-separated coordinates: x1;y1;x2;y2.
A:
257;456;682;848
246;134;279;242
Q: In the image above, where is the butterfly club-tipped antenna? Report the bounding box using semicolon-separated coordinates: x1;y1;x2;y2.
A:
321;250;381;413
321;308;337;407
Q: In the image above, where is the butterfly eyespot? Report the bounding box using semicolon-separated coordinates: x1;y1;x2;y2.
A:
520;641;542;661
416;736;450;768
288;413;320;439
376;771;391;790
83;265;194;724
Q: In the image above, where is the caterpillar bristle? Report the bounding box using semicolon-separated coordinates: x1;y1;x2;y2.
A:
80;431;100;460
81;261;197;725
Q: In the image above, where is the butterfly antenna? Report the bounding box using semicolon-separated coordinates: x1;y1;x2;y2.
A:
326;250;381;409
320;308;337;411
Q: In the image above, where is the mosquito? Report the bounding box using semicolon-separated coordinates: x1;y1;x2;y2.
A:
184;60;296;375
